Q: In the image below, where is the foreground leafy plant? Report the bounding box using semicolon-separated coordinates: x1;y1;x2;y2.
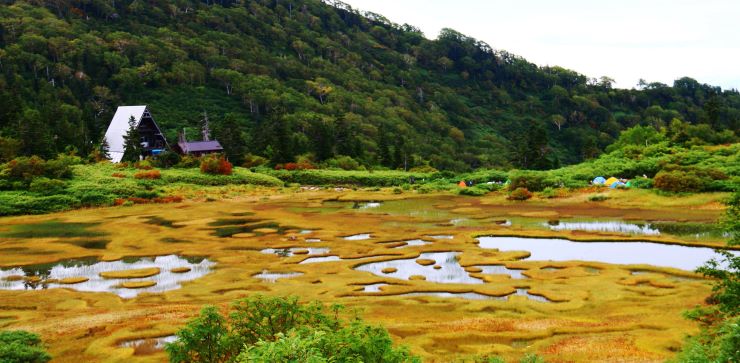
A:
166;295;418;363
0;330;51;363
673;191;740;362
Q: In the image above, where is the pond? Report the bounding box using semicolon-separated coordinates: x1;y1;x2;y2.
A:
393;239;432;248
253;270;304;283
477;236;735;271
343;233;373;241
474;265;528;279
260;247;330;257
543;221;661;235
0;255;214;298
355;252;483;284
119;335;177;355
299;256;344;264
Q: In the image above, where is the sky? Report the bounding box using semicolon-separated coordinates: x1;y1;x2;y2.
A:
340;0;740;90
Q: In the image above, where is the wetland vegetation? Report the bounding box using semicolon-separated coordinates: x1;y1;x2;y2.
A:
1;185;736;361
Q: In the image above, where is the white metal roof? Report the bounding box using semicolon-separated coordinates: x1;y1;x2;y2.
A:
103;106;147;163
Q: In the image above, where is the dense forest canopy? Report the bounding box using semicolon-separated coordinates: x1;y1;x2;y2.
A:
0;0;737;171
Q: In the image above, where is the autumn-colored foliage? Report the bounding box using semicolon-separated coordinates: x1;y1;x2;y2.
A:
200;154;233;175
133;170;161;179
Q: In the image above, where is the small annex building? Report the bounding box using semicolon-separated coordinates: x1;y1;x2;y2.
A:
104;105;169;163
173;127;224;157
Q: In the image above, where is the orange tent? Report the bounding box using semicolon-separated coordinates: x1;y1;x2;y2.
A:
458;180;467;188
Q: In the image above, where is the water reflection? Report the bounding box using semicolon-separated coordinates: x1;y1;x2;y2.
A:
475;265;528;279
393;239;431;249
0;255;214;298
356;252;483;284
343;234;372;241
477;236;736;271
544;221;660;235
119;335;177;354
253;270;303;282
299;256;343;264
260;247;329;257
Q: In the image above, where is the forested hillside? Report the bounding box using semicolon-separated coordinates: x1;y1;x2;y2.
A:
0;0;737;170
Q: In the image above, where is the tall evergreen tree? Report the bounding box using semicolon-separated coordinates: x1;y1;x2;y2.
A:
121;116;141;163
214;113;247;164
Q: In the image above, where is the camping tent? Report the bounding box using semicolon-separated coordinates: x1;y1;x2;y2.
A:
458;180;467;188
593;176;606;185
610;181;626;189
604;177;619;186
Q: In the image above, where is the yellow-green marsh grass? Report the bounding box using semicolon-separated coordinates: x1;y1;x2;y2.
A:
0;190;730;362
100;268;161;279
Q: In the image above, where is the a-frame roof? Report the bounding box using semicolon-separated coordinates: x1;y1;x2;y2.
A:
104;106;166;163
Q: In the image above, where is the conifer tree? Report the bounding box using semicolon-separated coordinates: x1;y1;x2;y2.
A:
121;116;141;162
100;137;111;160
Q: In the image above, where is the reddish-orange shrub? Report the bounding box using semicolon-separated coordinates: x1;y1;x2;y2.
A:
111;172;127;178
279;161;316;171
200;154;232;175
134;170;161;179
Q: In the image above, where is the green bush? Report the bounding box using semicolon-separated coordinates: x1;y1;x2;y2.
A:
654;170;707;192
166;295;417;363
29;178;67;195
0;330;51;363
629;177;653;189
508;170;553;192
540;187;557;198
324;155;365;171
162;168;283;187
588;194;609;202
242;154;268;168
264;169;432;187
78;191;115;207
0;155;77;188
0;194;80;216
153;151;181;168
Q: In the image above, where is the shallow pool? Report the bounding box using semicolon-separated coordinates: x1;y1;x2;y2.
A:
0;255;214;298
355;252;483;284
477;236;735;271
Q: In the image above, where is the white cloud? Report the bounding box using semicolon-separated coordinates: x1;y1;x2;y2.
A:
340;0;740;90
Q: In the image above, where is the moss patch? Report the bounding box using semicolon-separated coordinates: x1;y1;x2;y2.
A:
0;221;106;238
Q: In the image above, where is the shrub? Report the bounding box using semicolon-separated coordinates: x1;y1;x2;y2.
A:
507;187;533;200
1;155;75;187
200;154;233;175
176;155;201;168
166;296;417;363
242;154;267;168
154;151;181;168
29;177;67;195
0;330;51;363
589;194;609;202
654;170;707;192
161;168;283;187
540;187;557;199
324;155;364;170
134;170;161;179
78;192;115;207
508;170;552;192
111;172;126;178
629;177;653;189
134;160;154;170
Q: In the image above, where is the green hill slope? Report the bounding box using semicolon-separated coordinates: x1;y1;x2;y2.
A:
0;0;737;170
